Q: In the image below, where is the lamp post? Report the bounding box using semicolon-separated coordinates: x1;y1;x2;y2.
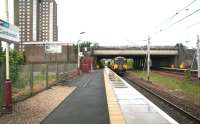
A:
77;32;86;73
90;43;94;72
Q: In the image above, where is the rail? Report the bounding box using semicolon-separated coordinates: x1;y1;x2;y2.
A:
124;77;200;123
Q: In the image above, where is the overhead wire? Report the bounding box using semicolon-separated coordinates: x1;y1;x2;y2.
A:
155;0;198;29
128;0;199;46
134;0;200;73
153;8;200;37
186;21;200;29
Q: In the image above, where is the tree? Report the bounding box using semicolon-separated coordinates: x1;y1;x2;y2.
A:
0;46;5;64
74;41;99;52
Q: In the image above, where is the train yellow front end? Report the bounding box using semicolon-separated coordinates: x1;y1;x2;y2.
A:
111;57;128;76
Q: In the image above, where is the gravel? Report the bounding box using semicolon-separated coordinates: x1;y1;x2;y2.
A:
0;85;75;124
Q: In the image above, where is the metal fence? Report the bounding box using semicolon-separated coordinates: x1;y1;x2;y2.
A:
0;63;77;114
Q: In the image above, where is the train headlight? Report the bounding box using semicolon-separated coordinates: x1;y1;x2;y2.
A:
180;63;185;69
114;64;118;69
123;64;128;69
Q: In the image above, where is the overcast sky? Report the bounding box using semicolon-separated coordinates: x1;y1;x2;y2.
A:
1;0;200;48
56;0;200;47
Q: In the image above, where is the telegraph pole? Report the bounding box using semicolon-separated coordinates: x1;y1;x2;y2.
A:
147;36;151;81
197;35;200;80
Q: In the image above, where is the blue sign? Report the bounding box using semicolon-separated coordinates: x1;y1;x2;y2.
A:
0;19;9;28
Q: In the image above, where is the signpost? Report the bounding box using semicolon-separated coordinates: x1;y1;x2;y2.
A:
0;19;19;113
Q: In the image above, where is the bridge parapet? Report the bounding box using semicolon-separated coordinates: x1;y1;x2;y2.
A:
94;46;177;50
93;46;178;56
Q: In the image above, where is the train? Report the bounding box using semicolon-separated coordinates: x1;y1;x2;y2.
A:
110;56;128;76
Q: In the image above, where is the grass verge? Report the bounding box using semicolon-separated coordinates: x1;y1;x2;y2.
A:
129;70;200;98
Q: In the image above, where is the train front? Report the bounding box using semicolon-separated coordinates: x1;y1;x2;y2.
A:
112;57;128;76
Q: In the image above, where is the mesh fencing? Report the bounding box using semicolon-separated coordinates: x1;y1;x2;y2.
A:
9;63;77;103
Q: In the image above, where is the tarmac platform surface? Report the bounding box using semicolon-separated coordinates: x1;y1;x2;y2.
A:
41;70;110;124
42;69;178;124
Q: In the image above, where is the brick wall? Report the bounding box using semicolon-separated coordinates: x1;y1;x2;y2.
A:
25;45;77;63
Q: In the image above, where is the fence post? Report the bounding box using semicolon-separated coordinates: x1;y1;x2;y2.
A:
46;63;48;88
56;63;59;81
30;64;33;95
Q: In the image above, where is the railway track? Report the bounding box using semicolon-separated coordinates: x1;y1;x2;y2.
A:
157;67;197;78
124;77;200;124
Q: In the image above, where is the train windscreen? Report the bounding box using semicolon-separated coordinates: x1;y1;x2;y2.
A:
114;57;126;64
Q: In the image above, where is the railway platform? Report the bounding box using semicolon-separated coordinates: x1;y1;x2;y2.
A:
41;69;178;124
41;70;109;124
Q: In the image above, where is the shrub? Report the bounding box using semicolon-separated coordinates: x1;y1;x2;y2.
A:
0;48;24;84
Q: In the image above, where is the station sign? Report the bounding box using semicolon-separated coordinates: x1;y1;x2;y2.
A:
0;19;9;28
0;19;19;43
79;52;83;57
45;45;62;53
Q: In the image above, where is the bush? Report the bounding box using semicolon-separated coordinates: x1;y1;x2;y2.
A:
96;61;104;69
9;49;24;84
0;48;24;84
0;47;5;64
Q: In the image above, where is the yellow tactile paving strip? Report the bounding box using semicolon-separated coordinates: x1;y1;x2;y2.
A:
104;70;126;124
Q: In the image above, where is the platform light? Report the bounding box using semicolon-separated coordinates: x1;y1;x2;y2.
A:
77;32;86;70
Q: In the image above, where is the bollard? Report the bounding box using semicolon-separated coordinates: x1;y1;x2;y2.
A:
3;80;12;113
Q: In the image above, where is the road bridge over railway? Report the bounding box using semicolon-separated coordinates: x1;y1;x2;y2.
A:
92;46;182;69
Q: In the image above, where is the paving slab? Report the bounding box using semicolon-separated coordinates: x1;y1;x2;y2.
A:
0;85;75;124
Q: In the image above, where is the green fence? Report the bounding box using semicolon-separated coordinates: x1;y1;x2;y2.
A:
0;63;77;114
